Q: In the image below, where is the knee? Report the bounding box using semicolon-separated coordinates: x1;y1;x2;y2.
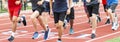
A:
30;15;36;20
92;14;97;20
108;9;112;13
57;21;64;28
12;17;18;23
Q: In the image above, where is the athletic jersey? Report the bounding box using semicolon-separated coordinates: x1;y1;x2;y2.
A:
85;0;99;5
53;0;68;12
30;0;43;10
8;0;22;8
102;0;107;5
107;0;118;6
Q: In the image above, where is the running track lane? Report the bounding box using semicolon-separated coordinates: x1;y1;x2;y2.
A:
0;3;120;42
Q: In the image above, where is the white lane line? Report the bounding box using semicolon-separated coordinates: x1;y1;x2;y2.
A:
86;31;120;42
37;19;120;42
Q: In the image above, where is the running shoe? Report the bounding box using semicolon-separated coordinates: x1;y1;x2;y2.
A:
91;33;96;39
21;15;27;26
97;16;101;22
112;22;119;31
69;27;74;35
57;39;62;42
44;28;51;40
105;19;110;24
32;32;39;39
8;36;14;42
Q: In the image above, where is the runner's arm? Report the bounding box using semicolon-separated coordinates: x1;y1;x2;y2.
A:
49;0;54;18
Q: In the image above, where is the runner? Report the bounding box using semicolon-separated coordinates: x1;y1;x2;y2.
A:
106;0;119;30
66;0;75;35
102;0;110;24
85;0;100;39
29;0;51;40
2;0;27;42
80;0;101;23
50;0;71;42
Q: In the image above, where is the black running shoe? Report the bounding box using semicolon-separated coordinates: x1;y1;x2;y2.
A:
97;16;101;22
8;36;14;42
21;15;27;26
91;33;96;39
105;19;110;24
57;39;62;42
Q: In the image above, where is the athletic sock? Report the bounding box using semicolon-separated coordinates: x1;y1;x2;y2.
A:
45;24;49;30
92;30;96;34
11;32;15;37
20;17;24;21
107;16;110;19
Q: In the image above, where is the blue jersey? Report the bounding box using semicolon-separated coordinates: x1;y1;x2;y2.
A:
53;0;68;12
107;0;118;6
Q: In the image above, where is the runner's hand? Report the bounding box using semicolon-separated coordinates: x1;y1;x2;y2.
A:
86;0;90;3
37;1;43;5
3;4;8;9
67;8;70;15
50;10;54;18
15;0;21;5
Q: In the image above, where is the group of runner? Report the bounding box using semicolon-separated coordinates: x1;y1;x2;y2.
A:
2;0;119;42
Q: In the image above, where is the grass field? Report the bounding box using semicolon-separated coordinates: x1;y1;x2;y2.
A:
106;37;120;42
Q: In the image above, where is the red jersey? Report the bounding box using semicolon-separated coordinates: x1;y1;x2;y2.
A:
102;0;107;5
8;0;22;8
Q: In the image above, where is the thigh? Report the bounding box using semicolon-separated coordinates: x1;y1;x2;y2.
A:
31;10;40;18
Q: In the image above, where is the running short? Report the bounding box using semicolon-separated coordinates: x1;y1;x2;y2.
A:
86;3;99;17
66;7;75;20
9;6;22;17
107;3;118;13
54;11;66;23
32;5;45;15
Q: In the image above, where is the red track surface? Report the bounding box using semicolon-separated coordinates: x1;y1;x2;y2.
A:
0;2;120;42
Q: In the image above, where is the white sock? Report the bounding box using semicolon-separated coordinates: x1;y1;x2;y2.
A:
11;32;15;37
45;24;49;30
92;30;96;34
46;24;48;27
21;18;24;21
107;16;110;19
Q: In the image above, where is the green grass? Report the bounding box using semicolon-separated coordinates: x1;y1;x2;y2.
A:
0;6;31;13
106;37;120;42
0;9;7;13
